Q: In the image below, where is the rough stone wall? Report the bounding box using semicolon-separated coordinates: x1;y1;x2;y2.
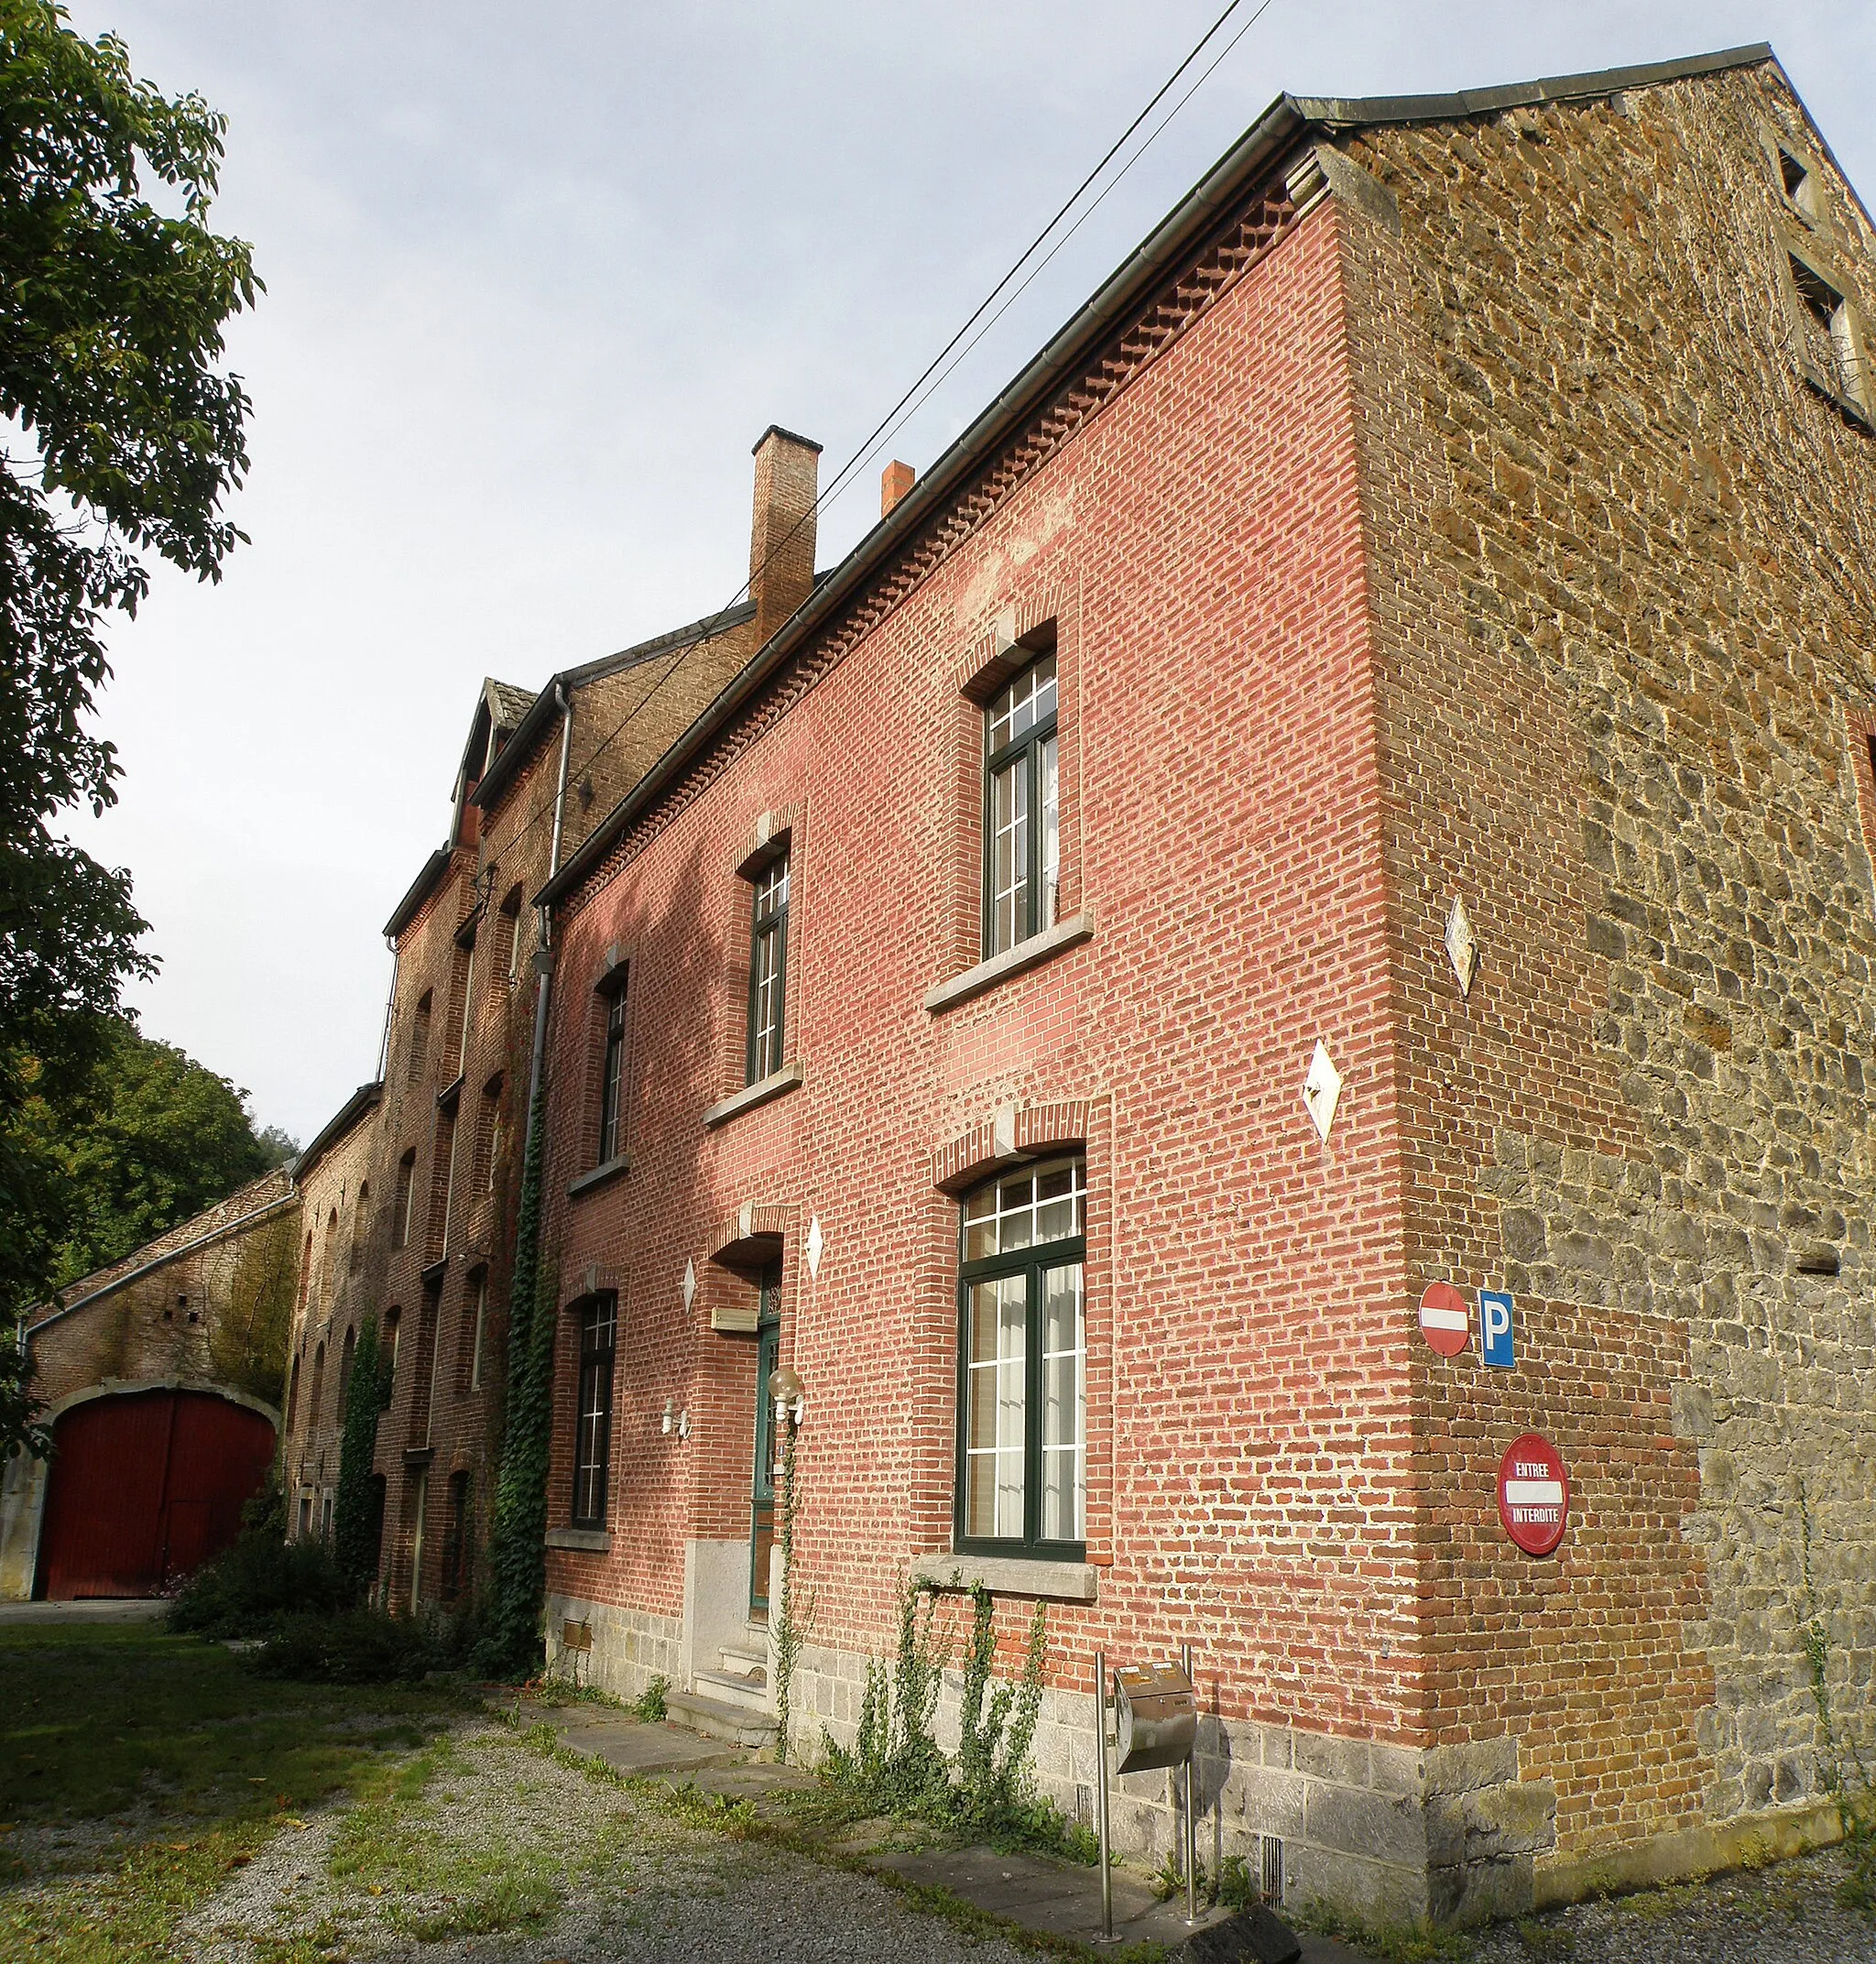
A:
1333;54;1876;1889
28;1170;297;1410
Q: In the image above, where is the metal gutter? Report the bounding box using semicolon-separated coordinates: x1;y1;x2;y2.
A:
29;1190;301;1340
540;88;1313;910
381;846;454;943
289;1081;384;1184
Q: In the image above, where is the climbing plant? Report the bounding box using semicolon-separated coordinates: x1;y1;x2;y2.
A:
474;1096;557;1679
332;1316;386;1597
771;1409;814;1761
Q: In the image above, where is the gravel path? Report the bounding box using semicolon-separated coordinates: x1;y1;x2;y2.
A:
176;1719;1031;1964
1466;1843;1875;1963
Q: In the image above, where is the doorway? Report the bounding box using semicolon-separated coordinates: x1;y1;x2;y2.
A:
748;1266;780;1621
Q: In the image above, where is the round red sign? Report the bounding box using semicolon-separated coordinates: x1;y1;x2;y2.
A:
1417;1282;1470;1357
1498;1434;1569;1557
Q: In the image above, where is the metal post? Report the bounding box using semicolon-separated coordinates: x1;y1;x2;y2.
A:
1182;1639;1198;1926
1095;1648;1114;1942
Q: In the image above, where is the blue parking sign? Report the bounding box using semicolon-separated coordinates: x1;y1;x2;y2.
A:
1479;1290;1515;1369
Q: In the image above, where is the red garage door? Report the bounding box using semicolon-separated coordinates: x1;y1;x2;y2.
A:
36;1390;276;1599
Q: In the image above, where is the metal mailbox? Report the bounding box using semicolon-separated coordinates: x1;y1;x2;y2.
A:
1112;1660;1196;1773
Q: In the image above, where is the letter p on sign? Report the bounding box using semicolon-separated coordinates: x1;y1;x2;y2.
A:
1480;1290;1515;1369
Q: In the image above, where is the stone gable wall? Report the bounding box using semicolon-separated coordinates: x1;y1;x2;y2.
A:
1335;56;1876;1898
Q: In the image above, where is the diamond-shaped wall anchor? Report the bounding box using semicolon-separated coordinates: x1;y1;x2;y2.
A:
805;1215;824;1279
681;1257;696;1312
1445;895;1479;998
1303;1040;1344;1143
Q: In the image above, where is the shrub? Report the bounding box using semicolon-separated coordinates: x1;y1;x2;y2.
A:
169;1530;352;1638
252;1605;470;1684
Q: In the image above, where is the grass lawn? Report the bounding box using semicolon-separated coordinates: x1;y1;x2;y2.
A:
0;1620;472;1962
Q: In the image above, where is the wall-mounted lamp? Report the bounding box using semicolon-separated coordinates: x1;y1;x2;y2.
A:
769;1364;805;1429
661;1397;675;1435
677;1408;691;1440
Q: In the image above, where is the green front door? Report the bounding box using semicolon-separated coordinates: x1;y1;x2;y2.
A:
749;1269;780;1620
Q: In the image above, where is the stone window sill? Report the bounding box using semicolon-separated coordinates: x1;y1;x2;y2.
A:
923;911;1095;1015
545;1527;611;1554
703;1062;803;1129
911;1553;1098;1603
567;1154;630;1201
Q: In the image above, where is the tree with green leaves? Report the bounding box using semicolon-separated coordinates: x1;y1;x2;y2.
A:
0;2;259;1357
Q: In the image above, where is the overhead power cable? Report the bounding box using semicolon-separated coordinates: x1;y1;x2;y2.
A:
474;0;1282;894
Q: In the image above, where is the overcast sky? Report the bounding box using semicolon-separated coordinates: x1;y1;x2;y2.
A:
57;1;1874;1146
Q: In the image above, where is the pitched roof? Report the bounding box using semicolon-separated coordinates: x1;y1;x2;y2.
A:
534;43;1786;912
289;1080;383;1183
470;598;758;815
485;679;536;732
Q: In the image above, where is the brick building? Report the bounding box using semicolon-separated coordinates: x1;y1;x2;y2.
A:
496;43;1876;1926
280;1083;381;1544
2;1170;297;1598
279;432;819;1609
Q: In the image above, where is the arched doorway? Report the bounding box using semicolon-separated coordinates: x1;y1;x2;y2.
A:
35;1389;277;1598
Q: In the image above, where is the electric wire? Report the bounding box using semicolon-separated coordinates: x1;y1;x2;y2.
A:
468;0;1281;903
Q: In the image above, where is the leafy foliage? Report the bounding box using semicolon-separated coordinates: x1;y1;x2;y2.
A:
168;1526;353;1639
0;0;259;1332
333;1315;388;1596
0;1322;51;1461
33;1014;283;1288
474;1097;555;1680
253;1605;467;1685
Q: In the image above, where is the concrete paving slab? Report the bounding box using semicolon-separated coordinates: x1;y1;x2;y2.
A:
525;1701;750;1779
0;1597;168;1625
870;1844;1238;1947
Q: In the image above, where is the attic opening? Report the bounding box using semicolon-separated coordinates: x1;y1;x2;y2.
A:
1778;145;1822;224
1788;253;1871;420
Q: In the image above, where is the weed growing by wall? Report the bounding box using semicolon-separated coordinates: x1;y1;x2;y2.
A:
771;1412;813;1762
823;1578;1063;1848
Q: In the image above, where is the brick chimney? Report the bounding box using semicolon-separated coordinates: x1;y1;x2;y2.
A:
748;425;822;646
880;459;915;517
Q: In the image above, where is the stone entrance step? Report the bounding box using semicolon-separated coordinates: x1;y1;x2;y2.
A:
665;1687;780;1750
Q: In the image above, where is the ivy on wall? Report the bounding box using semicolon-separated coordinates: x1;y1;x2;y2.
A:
474;1097;557;1679
332;1315;387;1597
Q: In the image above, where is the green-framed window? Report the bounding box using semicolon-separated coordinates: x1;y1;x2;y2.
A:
596;975;627;1164
747;849;790;1084
956;1155;1085;1556
984;653;1058;956
572;1293;616;1529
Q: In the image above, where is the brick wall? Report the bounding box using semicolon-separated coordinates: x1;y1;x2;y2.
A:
536;186;1456;1915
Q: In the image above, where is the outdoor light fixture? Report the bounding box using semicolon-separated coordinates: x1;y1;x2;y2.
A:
660;1397;674;1435
769;1364;805;1428
677;1408;691;1440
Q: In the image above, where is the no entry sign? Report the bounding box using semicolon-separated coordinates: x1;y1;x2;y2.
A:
1498;1435;1569;1556
1418;1282;1470;1357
